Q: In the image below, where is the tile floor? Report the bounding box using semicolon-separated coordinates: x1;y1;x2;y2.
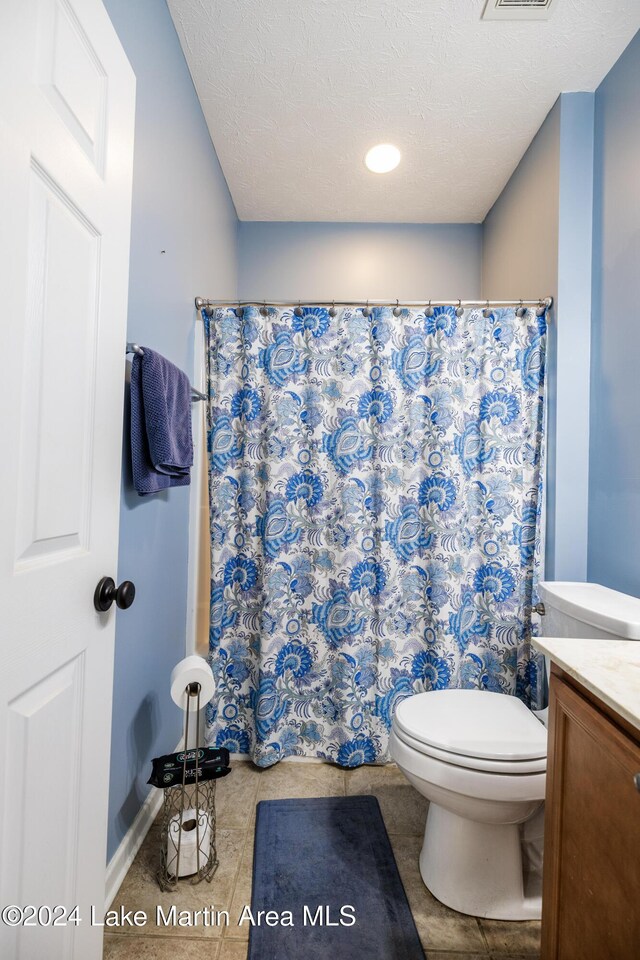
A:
105;761;540;960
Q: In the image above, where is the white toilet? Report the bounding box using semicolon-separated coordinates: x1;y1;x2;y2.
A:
390;580;640;921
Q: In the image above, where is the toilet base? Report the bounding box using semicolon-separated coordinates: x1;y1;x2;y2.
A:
419;802;542;921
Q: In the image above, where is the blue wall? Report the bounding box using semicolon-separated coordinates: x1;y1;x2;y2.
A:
482;95;594;582
554;94;594;582
588;31;640;596
239;222;482;301
103;0;238;861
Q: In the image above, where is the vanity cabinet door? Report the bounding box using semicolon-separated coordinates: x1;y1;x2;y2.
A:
541;674;640;960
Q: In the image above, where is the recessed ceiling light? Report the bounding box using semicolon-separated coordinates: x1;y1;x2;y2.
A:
365;143;401;174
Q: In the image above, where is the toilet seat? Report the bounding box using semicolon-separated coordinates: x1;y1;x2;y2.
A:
394;689;547;763
389;729;546;803
393;724;547;774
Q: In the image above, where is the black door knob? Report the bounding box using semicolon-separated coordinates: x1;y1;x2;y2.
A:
94;576;136;612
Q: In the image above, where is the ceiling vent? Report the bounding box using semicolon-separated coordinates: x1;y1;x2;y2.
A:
482;0;556;20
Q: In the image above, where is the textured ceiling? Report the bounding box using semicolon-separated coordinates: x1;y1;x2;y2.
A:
167;0;640;222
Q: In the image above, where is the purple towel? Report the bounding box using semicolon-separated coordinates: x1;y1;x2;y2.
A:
130;347;193;496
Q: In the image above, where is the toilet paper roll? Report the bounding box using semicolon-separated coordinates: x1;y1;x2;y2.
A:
170;655;215;709
166;808;212;878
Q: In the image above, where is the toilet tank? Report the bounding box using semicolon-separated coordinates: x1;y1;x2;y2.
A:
538;581;640;640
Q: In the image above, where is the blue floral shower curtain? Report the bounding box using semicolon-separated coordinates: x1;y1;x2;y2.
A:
203;303;546;767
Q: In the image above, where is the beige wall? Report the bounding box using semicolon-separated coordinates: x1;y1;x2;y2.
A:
482;101;560;301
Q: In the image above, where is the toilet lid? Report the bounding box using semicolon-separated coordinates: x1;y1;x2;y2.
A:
393;690;547;761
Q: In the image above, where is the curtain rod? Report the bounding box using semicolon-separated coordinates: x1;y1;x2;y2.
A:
195;297;553;312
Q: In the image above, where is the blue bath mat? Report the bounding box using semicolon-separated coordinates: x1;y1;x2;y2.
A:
248;795;425;960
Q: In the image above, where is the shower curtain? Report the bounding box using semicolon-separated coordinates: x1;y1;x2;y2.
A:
203;304;546;767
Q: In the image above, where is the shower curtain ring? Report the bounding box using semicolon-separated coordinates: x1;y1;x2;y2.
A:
536;299;546;317
260;301;268;317
516;299;526;318
455;299;464;318
235;301;244;319
393;298;401;317
204;301;214;318
363;300;370;318
329;300;337;318
425;299;434;317
483;299;491;319
294;300;303;317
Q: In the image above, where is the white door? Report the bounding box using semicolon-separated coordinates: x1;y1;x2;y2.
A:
0;1;135;958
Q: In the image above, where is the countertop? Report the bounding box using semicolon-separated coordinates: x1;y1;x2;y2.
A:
533;637;640;734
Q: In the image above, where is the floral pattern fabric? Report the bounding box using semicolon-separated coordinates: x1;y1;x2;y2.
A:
204;304;546;767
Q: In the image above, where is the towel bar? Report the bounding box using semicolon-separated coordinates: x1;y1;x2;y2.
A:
126;343;206;402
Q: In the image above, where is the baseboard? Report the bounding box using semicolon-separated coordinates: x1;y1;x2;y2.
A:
105;739;182;907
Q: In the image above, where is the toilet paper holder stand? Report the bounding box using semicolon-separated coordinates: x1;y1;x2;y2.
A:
157;681;219;890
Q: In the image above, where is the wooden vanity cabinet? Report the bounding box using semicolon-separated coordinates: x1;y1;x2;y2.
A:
541;668;640;960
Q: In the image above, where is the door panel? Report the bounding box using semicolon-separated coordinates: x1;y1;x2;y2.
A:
16;161;99;566
5;657;85;960
37;0;108;173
